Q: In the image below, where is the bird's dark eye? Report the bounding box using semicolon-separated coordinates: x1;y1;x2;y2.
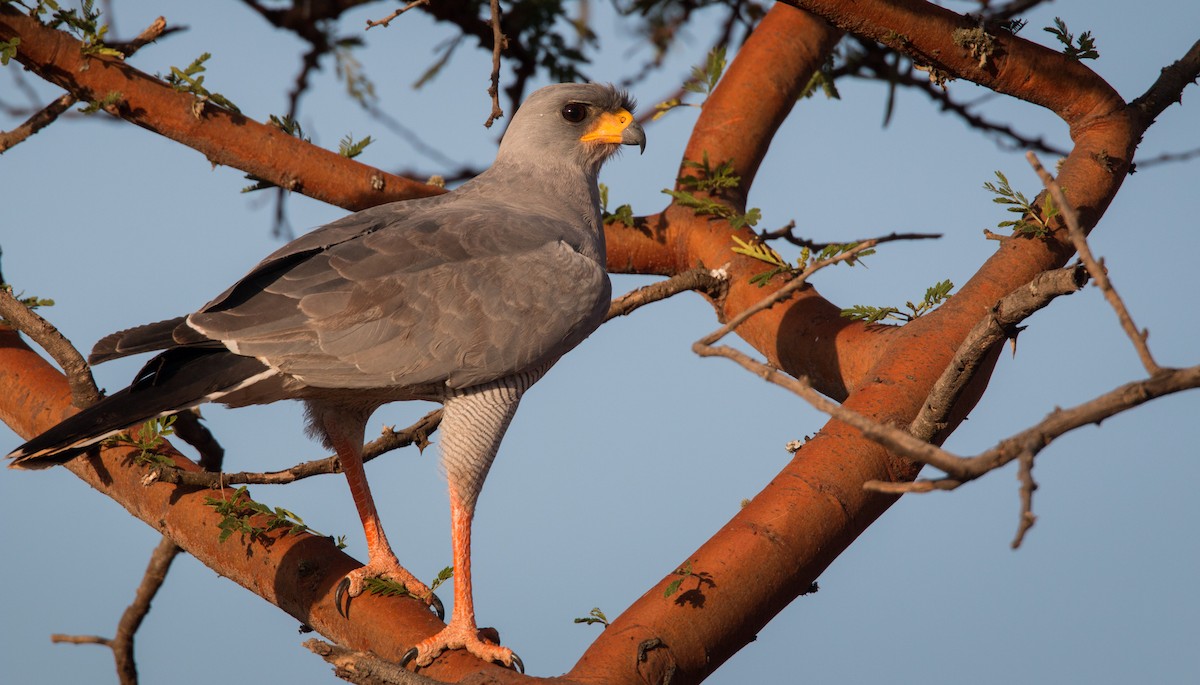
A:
561;103;587;123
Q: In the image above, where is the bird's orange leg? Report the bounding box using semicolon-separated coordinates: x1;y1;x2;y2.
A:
402;486;521;671
328;425;438;616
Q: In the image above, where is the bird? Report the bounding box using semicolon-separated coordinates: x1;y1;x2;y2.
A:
7;82;645;671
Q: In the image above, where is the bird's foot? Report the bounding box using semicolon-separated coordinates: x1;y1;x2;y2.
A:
401;622;523;673
335;558;443;620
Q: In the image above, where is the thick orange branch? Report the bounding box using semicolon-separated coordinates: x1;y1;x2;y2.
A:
580;2;1141;683
0;328;535;684
0;6;443;212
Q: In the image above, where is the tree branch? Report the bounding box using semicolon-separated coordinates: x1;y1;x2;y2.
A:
0;6;442;213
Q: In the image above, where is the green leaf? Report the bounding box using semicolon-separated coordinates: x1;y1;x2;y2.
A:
338;133;373;159
0;37;19;66
1044;17;1099;61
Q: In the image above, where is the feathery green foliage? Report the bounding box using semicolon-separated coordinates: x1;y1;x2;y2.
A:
204;485;343;547
338;133;373;159
0;282;55;314
653;46;727;119
573;607;610;627
34;0;123;60
599;183;635;227
734;237;873;287
841;279;954;323
364;565;454;599
984;170;1059;237
0;37;18;66
77;90;122;114
106;416;177;468
163;53;241;113
663;152;761;230
1044;17;1099;60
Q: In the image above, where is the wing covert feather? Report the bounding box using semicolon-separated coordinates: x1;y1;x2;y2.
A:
188;205;609;391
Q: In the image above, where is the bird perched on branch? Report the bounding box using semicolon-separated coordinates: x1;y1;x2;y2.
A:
8;82;645;671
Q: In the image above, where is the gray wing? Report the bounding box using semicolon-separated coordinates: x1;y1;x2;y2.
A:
187;200;610;390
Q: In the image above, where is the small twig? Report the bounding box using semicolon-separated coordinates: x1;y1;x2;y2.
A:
697;239;882;348
483;0;507;128
51;634;112;646
0;93;77;153
869;364;1200;494
303;638;444;685
0;288;100;408
1026;151;1162;375
1132;146;1200;170
910;264;1090;441
50;535;182;685
154;409;442;488
1011;449;1038;549
1128;38;1200;132
107;15;169;55
365;0;432;30
606;268;728;321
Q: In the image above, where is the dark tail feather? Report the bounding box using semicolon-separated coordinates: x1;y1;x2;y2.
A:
8;348;273;468
89;317;215;365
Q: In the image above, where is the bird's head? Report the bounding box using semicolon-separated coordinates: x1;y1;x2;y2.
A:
496;83;646;175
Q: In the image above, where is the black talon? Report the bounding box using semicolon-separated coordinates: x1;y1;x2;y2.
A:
335;577;352;618
400;647;419;669
507;652;525;674
428;592;445;621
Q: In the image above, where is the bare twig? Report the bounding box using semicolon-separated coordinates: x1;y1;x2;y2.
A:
606;268;728;321
910;264;1090;440
366;0;432;30
0;288;100;408
0;93;77;153
1132;146;1200;170
698;237;922;348
1128;38;1200;131
154;409;442;488
870;364;1200;495
483;0;506;128
303;639;444;685
1026;151;1162;375
50;533;182;685
1011;449;1038;549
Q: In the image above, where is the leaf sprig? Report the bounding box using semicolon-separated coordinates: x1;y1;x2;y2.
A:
39;0;124;61
204;485;343;546
599;183;635;227
662;152;761;230
1044;17;1099;61
841;279;955;323
653;46;727;120
573;607;610;627
163;53;241;113
734;237;873;287
106;415;177;469
984;170;1059;237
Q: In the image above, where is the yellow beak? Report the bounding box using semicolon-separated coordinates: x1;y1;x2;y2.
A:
580;109;635;144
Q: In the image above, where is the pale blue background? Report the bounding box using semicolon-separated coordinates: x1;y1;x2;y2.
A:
2;1;1198;683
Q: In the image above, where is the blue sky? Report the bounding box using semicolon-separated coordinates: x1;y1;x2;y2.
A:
2;1;1198;683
